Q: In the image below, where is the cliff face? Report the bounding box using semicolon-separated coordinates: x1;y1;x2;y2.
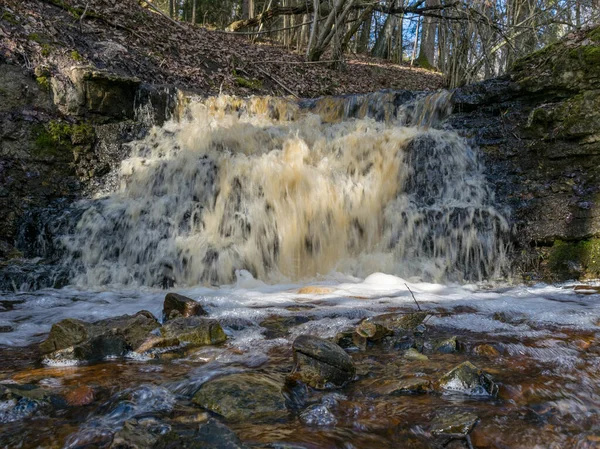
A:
451;25;600;281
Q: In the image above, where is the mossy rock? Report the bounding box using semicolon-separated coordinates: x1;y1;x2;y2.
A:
160;316;227;347
547;238;600;280
33;120;96;159
192;374;286;421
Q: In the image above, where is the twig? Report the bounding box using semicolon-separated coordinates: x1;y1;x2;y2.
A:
140;0;186;29
255;66;299;98
405;283;422;311
78;2;89;32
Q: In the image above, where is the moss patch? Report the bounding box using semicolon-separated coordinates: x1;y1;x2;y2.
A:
1;11;20;25
36;75;51;91
34;121;95;158
547;239;600;280
589;27;600;43
70;50;83;62
234;72;262;90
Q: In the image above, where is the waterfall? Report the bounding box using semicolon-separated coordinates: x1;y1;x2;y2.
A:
57;90;510;287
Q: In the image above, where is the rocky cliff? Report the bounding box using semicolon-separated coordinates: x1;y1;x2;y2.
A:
451;25;600;281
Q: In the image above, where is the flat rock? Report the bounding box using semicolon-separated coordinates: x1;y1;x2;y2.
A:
192;374;286;421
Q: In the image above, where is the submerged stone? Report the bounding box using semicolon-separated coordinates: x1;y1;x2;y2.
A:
160;316;226;347
192;374;286;421
430;409;479;442
163;292;207;322
367;377;432;396
290;335;356;389
299;404;337;426
436;361;497;397
153;418;247;449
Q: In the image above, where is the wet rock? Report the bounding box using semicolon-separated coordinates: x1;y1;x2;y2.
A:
430;409;479;448
39;311;160;362
367;377;432;396
192;374;286;421
65;385;95;406
404;348;428;361
135;336;181;354
436;361;497;397
473;344;500;357
153;418;247;449
355;320;392;341
163;293;207;322
0;383;65;423
110;418;169;449
434;336;460;354
160;317;226;347
260;315;310;339
299;404;337;426
334;330;366;351
362;312;428;337
290;335;356;389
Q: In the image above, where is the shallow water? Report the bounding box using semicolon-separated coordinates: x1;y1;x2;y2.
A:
0;273;599;448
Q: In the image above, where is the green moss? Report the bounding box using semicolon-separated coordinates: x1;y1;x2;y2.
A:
33;121;95;157
41;44;52;57
70;50;83;62
1;11;20;25
548;239;600;279
589;27;600;43
233;72;262;90
512;42;560;72
36;75;51;91
28;33;44;43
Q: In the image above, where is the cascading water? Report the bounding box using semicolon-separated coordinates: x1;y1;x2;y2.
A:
56;90;510;288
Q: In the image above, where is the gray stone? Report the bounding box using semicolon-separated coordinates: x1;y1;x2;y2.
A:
436;361;497;397
290;335;356;389
160;316;226;347
163;293;207;322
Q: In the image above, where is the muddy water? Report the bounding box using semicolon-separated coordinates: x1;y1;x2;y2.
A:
0;276;599;448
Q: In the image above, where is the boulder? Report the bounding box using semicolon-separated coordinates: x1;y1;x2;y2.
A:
163;293;207;322
160;316;226;347
436;361;497;397
290;335;355;389
39;311;160;363
192;374;286;421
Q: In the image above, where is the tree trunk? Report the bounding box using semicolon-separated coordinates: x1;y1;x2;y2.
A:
191;0;197;24
416;0;438;68
372;1;397;59
357;7;373;53
169;0;174;18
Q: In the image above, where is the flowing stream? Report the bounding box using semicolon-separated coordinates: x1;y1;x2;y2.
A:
0;91;599;448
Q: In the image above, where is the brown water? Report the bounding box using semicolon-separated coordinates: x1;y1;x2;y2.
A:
1;282;599;449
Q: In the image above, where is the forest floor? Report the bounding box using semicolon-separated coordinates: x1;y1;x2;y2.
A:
1;0;445;98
